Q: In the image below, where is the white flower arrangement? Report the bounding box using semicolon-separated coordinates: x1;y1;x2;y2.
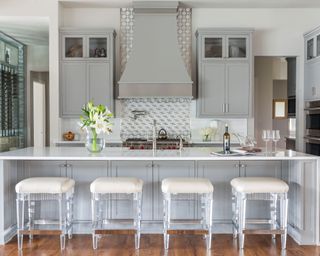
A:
200;127;216;141
79;101;113;151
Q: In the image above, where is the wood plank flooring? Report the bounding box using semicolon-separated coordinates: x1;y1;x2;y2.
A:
1;234;320;256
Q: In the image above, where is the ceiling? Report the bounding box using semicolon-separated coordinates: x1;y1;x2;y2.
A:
60;0;320;8
0;17;49;46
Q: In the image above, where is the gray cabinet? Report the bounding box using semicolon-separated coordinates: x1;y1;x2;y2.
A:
197;161;239;222
61;62;87;116
87;62;112;111
304;27;320;100
153;161;196;221
68;161;108;228
110;161;153;220
196;29;253;118
226;63;250;115
60;28;115;117
199;63;225;116
241;160;281;219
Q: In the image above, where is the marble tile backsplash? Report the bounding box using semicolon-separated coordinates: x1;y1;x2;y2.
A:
120;98;191;140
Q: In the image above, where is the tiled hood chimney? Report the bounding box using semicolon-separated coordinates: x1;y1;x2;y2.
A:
118;1;193;98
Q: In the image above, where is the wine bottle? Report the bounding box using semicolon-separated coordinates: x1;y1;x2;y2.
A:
223;124;230;154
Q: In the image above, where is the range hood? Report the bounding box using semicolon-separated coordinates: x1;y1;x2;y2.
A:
118;1;193;98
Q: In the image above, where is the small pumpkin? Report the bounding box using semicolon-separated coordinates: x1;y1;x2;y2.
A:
63;131;75;141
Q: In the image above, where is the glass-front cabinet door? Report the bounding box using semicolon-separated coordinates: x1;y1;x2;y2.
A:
204;37;223;59
307;38;314;61
88;37;108;59
227;36;248;59
64;36;84;59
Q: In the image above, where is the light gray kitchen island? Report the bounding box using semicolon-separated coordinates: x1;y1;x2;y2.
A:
0;147;318;245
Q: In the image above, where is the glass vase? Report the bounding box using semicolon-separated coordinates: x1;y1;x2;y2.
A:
85;129;105;153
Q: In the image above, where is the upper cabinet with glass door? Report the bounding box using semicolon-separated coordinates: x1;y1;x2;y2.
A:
227;36;248;59
61;29;111;60
304;26;320;62
202;32;249;60
64;36;84;59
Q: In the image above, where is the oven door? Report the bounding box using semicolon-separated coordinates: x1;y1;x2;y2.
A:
305;136;320;156
305;108;320;137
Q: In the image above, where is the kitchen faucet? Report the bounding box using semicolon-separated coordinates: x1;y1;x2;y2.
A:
177;135;184;152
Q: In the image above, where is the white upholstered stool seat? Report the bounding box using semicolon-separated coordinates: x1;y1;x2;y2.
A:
161;177;214;250
90;177;143;194
161;178;214;194
90;177;143;250
230;176;289;250
231;177;289;194
16;177;75;251
16;177;75;194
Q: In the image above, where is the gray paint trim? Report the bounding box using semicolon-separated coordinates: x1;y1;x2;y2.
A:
118;84;193;98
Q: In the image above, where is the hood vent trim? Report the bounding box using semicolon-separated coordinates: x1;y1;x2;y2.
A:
118;2;193;98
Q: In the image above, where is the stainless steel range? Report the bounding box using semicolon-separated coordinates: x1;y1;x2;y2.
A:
123;138;188;150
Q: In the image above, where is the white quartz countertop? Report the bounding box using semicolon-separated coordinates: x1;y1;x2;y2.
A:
0;147;318;161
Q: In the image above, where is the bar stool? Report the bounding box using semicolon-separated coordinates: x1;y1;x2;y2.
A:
161;177;214;250
15;177;75;251
231;177;289;250
90;177;143;249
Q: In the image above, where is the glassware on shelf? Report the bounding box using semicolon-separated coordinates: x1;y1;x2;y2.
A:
262;130;272;153
272;130;281;152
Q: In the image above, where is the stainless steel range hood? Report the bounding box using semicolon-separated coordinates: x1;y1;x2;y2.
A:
118;1;193;98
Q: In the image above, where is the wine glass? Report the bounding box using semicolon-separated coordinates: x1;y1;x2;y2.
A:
262;130;271;153
272;130;281;152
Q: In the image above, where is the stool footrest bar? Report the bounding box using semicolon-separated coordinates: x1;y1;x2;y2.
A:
94;229;137;235
167;229;209;235
19;229;63;235
242;229;285;235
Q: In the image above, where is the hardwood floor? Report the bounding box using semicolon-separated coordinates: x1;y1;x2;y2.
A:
1;234;320;256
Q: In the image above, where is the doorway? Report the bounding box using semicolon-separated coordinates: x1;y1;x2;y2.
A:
30;71;49;146
254;56;297;150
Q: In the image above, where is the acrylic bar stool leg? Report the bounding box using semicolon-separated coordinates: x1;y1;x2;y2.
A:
67;195;74;239
232;189;238;239
58;195;66;250
91;193;98;250
27;194;35;240
205;193;213;250
271;193;278;239
16;196;25;251
238;194;247;249
163;193;171;250
134;192;142;249
280;194;289;250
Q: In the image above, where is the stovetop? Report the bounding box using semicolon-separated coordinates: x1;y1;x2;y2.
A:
123;138;188;150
